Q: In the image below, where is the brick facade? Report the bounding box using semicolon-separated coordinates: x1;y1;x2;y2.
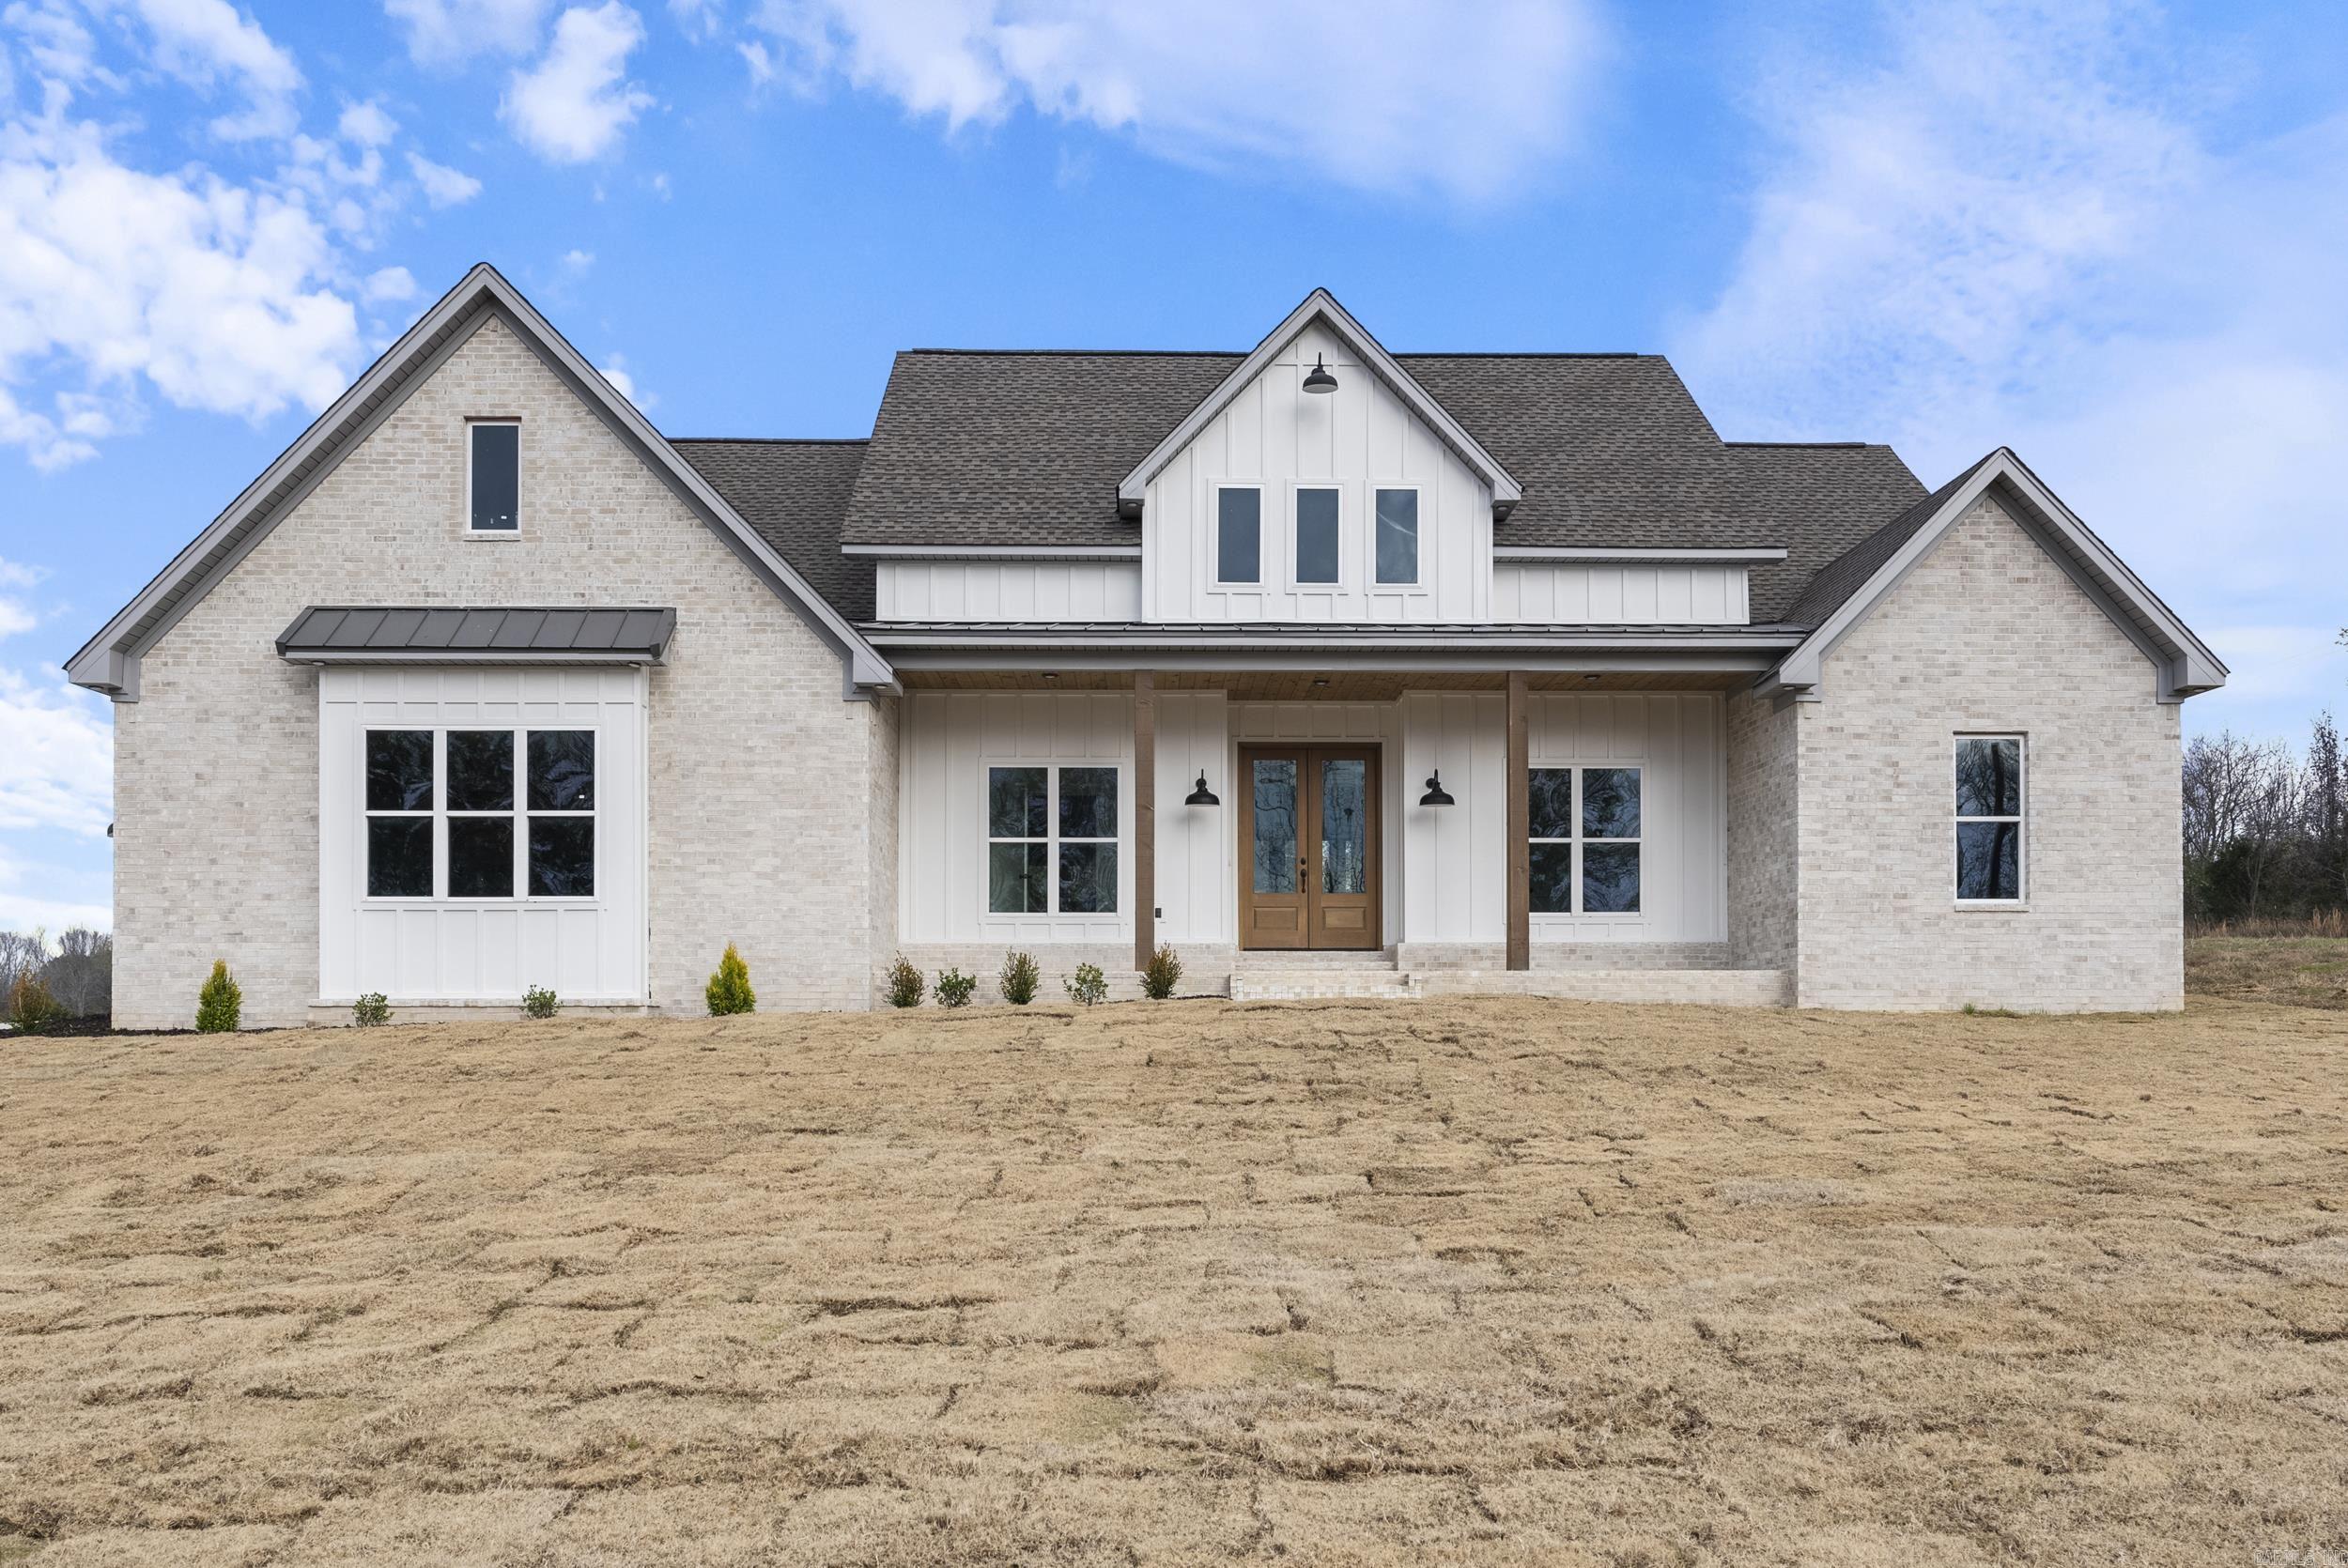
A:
113;313;888;1027
1790;495;2184;1011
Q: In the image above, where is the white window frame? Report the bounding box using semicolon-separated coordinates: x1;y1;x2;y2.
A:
983;762;1122;919
362;725;599;904
1369;482;1427;590
1954;733;2027;906
1285;480;1351;592
1527;763;1645;917
1211;481;1265;587
465;418;521;537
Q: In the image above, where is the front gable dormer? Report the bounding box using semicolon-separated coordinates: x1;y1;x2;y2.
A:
1122;291;1517;624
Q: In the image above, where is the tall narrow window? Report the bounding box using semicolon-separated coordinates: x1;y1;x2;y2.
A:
1216;486;1261;584
365;730;434;898
445;730;515;898
1374;487;1419;585
1526;765;1642;915
470;422;519;531
1955;736;2024;900
528;730;596;897
986;765;1119;915
1294;486;1340;585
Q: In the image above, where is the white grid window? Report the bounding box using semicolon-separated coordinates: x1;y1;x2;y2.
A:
1955;735;2024;901
1527;766;1642;915
363;728;595;899
987;765;1118;915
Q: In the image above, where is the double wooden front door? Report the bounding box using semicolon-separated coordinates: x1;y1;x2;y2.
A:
1237;746;1381;950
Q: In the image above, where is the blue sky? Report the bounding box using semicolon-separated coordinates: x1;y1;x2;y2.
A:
2;0;2343;931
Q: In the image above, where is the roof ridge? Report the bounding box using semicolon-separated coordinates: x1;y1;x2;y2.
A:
672;436;871;446
1724;439;1877;450
891;347;1657;360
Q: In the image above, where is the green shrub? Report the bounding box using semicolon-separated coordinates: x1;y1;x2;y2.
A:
935;967;976;1007
352;992;391;1027
8;974;66;1035
1140;944;1183;1000
886;956;925;1008
705;944;756;1016
997;950;1040;1007
521;985;560;1020
1064;961;1107;1007
195;961;241;1033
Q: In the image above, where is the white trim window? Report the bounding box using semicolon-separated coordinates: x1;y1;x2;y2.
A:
1213;484;1262;585
986;764;1119;915
364;726;595;900
1372;484;1422;587
468;420;520;532
1290;483;1343;588
1955;735;2024;902
1527;765;1642;915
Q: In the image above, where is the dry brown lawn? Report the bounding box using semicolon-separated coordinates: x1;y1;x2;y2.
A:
2188;934;2348;1011
2;995;2345;1566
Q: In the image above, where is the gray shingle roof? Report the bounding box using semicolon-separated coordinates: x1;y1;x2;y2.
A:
820;349;1929;624
1722;442;1928;623
1780;453;1987;630
673;438;873;621
276;606;677;659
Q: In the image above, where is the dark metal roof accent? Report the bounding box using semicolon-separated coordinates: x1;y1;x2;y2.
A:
276;607;677;662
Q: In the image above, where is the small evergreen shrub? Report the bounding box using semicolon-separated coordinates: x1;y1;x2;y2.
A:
705;944;756;1016
997;950;1040;1007
352;992;392;1027
1064;961;1107;1007
886;956;925;1008
521;985;560;1019
935;967;976;1007
195;961;241;1033
8;974;66;1035
1140;944;1183;1000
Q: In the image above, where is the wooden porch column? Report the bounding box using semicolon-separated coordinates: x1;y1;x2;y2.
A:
1134;670;1156;972
1506;670;1530;971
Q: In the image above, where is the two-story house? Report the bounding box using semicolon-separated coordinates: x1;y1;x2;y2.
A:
68;265;2225;1024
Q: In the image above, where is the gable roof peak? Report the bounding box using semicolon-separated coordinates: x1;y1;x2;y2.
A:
1112;288;1525;518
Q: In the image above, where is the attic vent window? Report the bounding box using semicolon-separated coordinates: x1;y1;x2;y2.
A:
469;421;519;533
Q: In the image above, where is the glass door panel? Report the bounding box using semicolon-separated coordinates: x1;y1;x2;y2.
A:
1253;759;1299;894
1320;759;1367;894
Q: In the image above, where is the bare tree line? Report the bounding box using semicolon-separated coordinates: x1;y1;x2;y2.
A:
1;928;113;1022
2184;706;2348;930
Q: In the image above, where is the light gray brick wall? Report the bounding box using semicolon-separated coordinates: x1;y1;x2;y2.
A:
1724;687;1799;972
1793;494;2184;1012
113;313;886;1027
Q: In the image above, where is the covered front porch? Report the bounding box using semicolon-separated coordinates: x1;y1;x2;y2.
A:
883;654;1793;1006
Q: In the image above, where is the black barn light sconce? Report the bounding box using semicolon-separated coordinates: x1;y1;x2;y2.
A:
1302;353;1338;394
1185;771;1220;807
1418;770;1456;807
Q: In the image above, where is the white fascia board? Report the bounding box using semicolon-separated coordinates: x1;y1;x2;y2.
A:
887;649;1785;674
867;629;1802;652
1492;546;1788;563
1764;448;2227;703
1113;287;1523;515
842;544;1142;561
65;263;893;698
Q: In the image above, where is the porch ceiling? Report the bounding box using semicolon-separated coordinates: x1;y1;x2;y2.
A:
895;669;1753;699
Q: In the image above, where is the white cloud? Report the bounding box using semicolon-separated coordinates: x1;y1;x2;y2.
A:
0;555;43;638
502;1;653;162
668;0;719;41
596;359;633;398
1668;0;2348;742
383;0;555;66
338;98;397;146
0;664;112;839
363;263;417;301
124;0;306;139
406;148;483;205
745;0;1604;202
736;35;771;87
0;843;111;932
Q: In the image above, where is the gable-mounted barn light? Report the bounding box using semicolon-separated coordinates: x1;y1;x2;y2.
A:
1185;772;1220;807
1302;354;1337;394
1418;771;1455;807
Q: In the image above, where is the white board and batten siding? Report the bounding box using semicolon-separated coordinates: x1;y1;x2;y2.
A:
1399;692;1726;945
899;690;1135;944
1143;322;1493;624
875;560;1142;623
1493;563;1751;625
318;667;647;1003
